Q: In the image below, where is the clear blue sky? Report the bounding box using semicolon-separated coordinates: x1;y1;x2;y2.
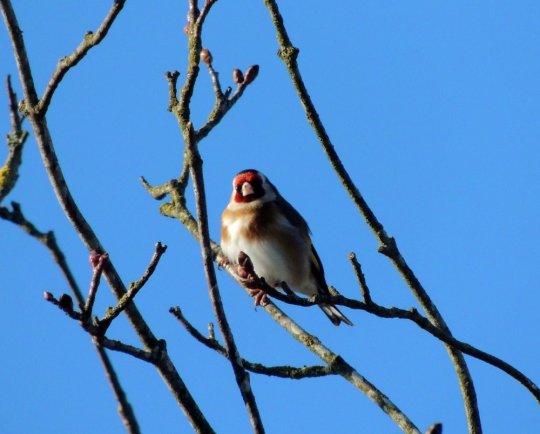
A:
1;1;539;433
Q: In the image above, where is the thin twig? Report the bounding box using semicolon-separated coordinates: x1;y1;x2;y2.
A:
206;61;224;99
83;252;109;320
1;75;28;202
44;291;81;320
261;2;482;432
36;0;127;116
99;336;154;363
99;242;168;332
6;74;22;132
348;252;373;305
171;307;334;379
0;2;214;431
165;70;180;112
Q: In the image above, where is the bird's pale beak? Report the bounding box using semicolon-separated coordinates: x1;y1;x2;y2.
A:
241;182;255;197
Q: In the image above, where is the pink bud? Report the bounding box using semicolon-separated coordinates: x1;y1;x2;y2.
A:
89;252;100;267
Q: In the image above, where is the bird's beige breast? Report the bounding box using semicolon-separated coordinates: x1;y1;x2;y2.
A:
221;203;312;291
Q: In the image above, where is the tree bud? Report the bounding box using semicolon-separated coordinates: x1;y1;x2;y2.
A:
243;65;259;85
89;251;100;267
233;69;244;84
200;48;213;65
59;293;74;313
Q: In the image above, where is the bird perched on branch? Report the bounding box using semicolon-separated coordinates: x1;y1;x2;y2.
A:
220;169;353;326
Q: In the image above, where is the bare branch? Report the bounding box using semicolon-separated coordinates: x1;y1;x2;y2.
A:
95;342;141;434
227;251;540;404
0;202;140;433
177;0;213;128
6;74;22;132
36;0;127;116
348;252;373;305
0;2;214;431
186;123;266;434
171;306;334;380
165;70;180;112
261;1;482;431
196;63;259;142
99;336;153;363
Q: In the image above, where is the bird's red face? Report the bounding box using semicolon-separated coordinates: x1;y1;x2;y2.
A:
233;170;265;203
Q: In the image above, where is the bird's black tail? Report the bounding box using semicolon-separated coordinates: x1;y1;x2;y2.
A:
319;303;354;326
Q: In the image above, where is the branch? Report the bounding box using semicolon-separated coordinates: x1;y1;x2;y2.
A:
196;61;259;142
186;123;266;434
231;250;540;404
165;70;180;113
171;307;334;380
0;2;214;431
99;336;154;363
262;1;482;432
0;75;28;202
35;0;127;116
176;0;213;128
44;291;81;320
171;2;258;190
0;202;140;433
99;242;168;332
94;342;142;434
163;6;266;429
348;252;373;305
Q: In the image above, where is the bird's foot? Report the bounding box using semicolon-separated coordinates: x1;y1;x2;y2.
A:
248;287;269;307
217;254;230;269
236;252;269;306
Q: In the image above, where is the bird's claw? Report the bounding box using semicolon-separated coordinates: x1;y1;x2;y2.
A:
236;263;251;280
248;288;269;307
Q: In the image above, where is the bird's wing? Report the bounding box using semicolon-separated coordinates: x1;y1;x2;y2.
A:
274;195;311;235
308;241;331;295
275;196;330;295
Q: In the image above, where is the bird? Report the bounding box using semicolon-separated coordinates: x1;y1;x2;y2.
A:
220;169;353;326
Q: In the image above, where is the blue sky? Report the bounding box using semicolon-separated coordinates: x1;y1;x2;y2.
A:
1;1;539;433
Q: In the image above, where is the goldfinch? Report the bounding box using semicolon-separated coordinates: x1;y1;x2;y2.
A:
221;169;353;326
